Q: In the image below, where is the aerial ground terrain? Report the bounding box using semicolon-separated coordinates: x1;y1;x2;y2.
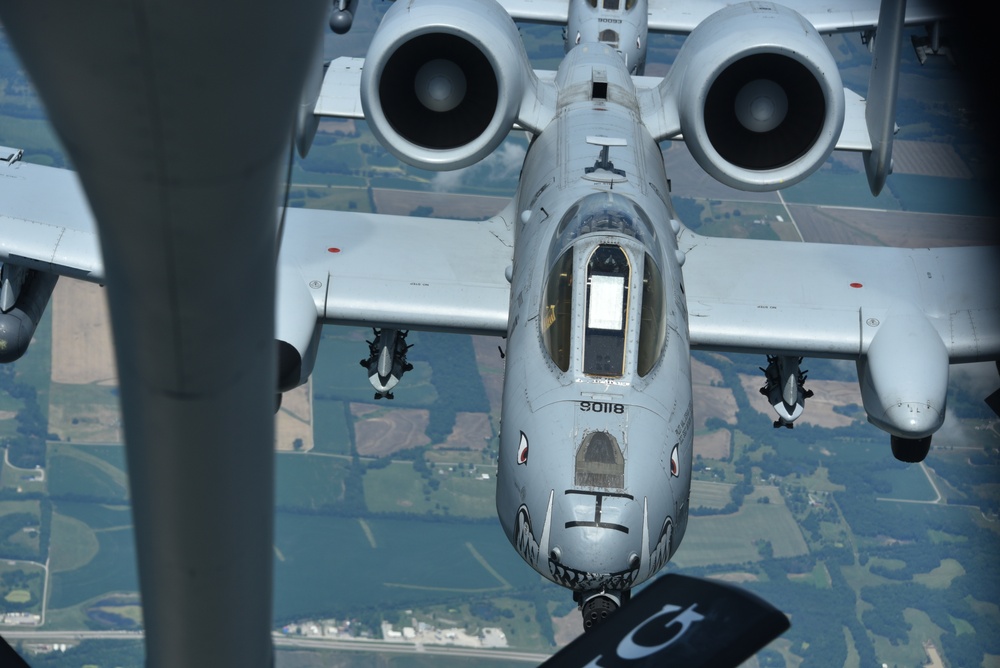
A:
1;7;999;667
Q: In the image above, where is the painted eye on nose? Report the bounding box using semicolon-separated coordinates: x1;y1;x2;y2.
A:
517;431;529;465
670;443;679;477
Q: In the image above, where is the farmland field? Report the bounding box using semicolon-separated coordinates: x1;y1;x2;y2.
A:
671;491;808;567
48;512;99;573
272;514;536;622
276;453;350;510
47;525;138;610
311;398;354;455
688;481;734;510
47;444;129;501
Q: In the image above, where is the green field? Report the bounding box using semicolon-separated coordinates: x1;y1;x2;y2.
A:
430;475;497;519
276;452;350;509
4;589;30;603
47;443;129;501
783;170;902;209
693;202;789;241
887;174;996;216
10;306;53;396
48;511;99;573
365;460;497;519
311;398;354;455
671;494;808;567
48;383;121;443
0;499;41;518
0;499;42;558
47;525;138;610
913;558;965;589
54;501;132;531
874;463;938;501
272;514;537;622
364;462;437;515
689;481;734;510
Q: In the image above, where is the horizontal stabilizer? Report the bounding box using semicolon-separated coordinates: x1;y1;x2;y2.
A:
542;573;789;667
314;57;661;124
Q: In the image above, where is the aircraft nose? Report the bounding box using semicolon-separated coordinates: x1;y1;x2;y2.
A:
543;491;643;591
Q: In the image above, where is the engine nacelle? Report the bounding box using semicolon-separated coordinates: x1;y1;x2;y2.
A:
275;267;322;393
857;307;948;443
359;0;536;171
668;2;845;191
0;270;58;364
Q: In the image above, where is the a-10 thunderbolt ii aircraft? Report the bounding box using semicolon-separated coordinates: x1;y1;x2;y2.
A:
301;0;997;628
1;0;997;645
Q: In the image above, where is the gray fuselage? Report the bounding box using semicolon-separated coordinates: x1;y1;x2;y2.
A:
497;43;693;596
565;0;648;75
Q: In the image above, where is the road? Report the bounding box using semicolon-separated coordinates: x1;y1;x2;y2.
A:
1;629;553;664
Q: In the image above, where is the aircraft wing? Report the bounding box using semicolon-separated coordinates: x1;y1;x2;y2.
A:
0;153;514;337
495;0;946;34
679;228;1000;364
0;152;104;282
494;0;569;24
279;205;515;336
647;0;947;34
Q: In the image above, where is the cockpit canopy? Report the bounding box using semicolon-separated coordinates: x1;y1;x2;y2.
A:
549;192;656;264
541;193;667;378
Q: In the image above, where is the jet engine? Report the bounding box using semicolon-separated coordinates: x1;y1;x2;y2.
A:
275;268;322;395
359;0;538;171
857;307;949;463
667;2;845;191
0;267;58;364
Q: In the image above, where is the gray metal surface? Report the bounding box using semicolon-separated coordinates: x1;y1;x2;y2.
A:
0;2;326;666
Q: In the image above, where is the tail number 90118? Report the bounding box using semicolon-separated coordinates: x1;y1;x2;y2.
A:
579;401;625;414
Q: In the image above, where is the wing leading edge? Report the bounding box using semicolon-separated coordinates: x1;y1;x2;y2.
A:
279;204;515;336
0;153;104;282
495;0;948;35
0;154;514;337
679;228;1000;364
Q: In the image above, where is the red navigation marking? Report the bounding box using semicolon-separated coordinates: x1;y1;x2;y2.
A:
328;247;341;253
850;282;863;288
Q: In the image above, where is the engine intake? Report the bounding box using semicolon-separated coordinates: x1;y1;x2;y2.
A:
668;2;845;190
360;0;535;170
